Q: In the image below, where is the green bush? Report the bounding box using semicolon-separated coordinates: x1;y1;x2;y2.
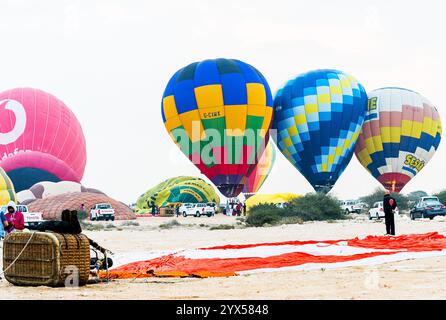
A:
78;210;88;221
246;204;284;227
159;220;181;229
246;194;346;227
286;193;345;221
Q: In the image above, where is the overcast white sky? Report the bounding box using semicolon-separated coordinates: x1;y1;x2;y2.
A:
0;0;445;204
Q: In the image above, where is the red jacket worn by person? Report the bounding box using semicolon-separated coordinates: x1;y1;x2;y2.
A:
5;202;25;233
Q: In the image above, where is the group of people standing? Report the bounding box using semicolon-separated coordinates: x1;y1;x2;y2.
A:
225;201;246;216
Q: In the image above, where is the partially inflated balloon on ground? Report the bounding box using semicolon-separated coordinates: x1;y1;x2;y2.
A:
0;167;16;205
0;88;87;192
355;88;442;192
273;70;368;193
161;59;273;198
135;176;220;213
16;181;105;205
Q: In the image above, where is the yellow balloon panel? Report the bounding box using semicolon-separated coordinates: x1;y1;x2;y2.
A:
0;167;16;206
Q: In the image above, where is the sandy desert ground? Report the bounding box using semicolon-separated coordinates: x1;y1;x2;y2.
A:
2;214;446;300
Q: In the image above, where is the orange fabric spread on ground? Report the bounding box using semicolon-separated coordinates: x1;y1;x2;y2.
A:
100;232;446;279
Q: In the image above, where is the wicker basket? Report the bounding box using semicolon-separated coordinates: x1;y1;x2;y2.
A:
159;207;174;217
2;232;90;287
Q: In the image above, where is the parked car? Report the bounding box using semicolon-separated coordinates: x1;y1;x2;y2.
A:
179;203;215;217
90;203;115;221
340;200;362;214
1;205;44;228
368;201;399;220
410;197;446;220
178;203;194;216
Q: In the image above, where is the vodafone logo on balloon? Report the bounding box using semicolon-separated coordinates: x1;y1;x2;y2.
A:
0;99;27;145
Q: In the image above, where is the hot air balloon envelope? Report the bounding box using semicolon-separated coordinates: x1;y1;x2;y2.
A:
355;87;442;192
0;88;87;192
161;59;273;198
135;176;220;212
0;167;16;206
273;70;368;193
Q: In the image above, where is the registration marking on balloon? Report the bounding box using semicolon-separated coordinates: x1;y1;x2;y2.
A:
102;233;446;279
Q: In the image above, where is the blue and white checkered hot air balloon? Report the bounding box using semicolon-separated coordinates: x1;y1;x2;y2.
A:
273;69;368;193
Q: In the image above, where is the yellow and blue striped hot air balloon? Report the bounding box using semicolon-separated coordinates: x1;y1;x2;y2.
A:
0;167;16;206
161;59;274;198
273;69;368;193
355;88;442;193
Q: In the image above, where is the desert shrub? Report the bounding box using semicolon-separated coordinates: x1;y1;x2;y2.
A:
77;210;88;221
121;221;140;227
246;204;284;227
209;224;235;230
286;193;345;221
81;222;105;231
246;194;346;227
159;220;181;229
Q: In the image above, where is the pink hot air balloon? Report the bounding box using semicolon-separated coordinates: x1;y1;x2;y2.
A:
0;88;86;192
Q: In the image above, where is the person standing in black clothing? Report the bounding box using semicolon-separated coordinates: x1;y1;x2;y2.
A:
383;190;397;236
151;201;156;216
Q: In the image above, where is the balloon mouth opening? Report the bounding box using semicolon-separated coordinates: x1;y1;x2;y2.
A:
217;184;244;198
313;183;334;194
243;193;255;199
377;173;411;193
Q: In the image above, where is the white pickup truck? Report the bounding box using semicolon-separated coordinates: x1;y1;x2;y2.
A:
90;203;115;221
1;204;44;228
179;203;215;217
340;200;363;214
